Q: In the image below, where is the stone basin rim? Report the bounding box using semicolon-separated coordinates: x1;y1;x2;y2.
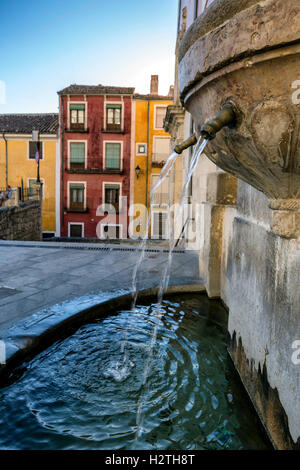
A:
183;42;300;111
178;0;300;102
0;284;206;386
179;0;263;63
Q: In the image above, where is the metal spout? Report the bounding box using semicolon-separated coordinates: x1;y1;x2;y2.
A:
174;134;197;154
200;103;237;140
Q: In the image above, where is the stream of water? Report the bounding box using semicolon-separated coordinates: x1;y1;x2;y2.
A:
134;138;208;444
102;136;209;446
105;150;180;379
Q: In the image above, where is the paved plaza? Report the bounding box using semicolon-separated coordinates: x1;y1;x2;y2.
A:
0;240;204;335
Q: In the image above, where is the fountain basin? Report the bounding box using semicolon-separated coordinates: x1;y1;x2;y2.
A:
179;0;300;199
0;294;270;450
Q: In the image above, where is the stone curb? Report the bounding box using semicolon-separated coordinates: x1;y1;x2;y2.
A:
0;240;186;254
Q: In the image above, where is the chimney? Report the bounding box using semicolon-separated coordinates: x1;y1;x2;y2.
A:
168;85;174;99
150;75;159;96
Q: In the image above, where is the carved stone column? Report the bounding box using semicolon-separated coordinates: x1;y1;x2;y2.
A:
164;105;186;233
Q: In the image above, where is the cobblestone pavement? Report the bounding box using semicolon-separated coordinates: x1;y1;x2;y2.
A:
0;240;204;335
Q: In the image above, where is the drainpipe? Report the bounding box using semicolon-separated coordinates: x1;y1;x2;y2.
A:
188;118;194;198
177;0;182;35
193;0;198;20
2;132;8;187
60;95;64;233
145;99;150;226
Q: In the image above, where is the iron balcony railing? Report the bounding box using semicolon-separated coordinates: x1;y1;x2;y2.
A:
152;153;170;168
63;196;126;213
65;157;123;174
151;192;169;205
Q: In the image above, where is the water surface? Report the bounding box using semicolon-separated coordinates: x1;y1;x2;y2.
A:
0;295;270;450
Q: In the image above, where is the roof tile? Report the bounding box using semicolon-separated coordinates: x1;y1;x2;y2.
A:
0;113;59;134
58;84;135;95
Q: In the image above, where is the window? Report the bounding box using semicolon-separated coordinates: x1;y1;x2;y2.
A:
137;143;147;155
155;106;167;129
151;174;169;205
105;142;121;170
104;184;120;212
70;104;85;130
152;211;168;239
69;224;83;238
153;137;170;162
28;178;44;198
106;104;122;131
28;178;36;196
69;183;85;211
70;142;85;169
102;224;121;239
29;141;43;160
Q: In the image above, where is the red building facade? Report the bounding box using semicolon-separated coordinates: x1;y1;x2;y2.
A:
58;85;134;239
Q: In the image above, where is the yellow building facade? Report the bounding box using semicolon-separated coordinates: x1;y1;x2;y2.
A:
132;77;173;239
0;114;59;235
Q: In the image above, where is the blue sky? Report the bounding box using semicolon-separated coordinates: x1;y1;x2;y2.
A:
0;0;178;113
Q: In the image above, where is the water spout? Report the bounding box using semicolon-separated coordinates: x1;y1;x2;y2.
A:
174;133;197;154
200;102;237;140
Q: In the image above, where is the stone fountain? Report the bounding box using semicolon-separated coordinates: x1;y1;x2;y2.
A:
177;0;300;450
179;0;300;239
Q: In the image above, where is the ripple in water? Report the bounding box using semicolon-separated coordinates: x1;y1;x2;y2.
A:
0;295;270;450
103;359;135;383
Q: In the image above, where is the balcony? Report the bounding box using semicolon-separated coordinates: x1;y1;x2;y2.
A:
151;192;169;206
63;196;126;214
65;206;89;213
65;121;89;133
65;158;123;174
65;127;89;134
152;153;169;168
64;196;89;214
101;127;125;134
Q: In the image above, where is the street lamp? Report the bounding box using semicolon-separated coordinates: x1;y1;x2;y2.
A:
135;165;142;178
32;129;40;183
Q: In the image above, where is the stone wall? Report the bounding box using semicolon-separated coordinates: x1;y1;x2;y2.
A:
223;181;300;450
0;200;42;241
191;163;300;449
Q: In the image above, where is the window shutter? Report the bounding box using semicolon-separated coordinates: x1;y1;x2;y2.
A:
152;211;168;239
70;183;84;190
70;143;85;163
29;141;43;159
70;104;85;111
105;143;121;169
151;175;169;204
155;107;167;128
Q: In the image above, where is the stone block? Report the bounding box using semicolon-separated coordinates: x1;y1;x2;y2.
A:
269;199;300;239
